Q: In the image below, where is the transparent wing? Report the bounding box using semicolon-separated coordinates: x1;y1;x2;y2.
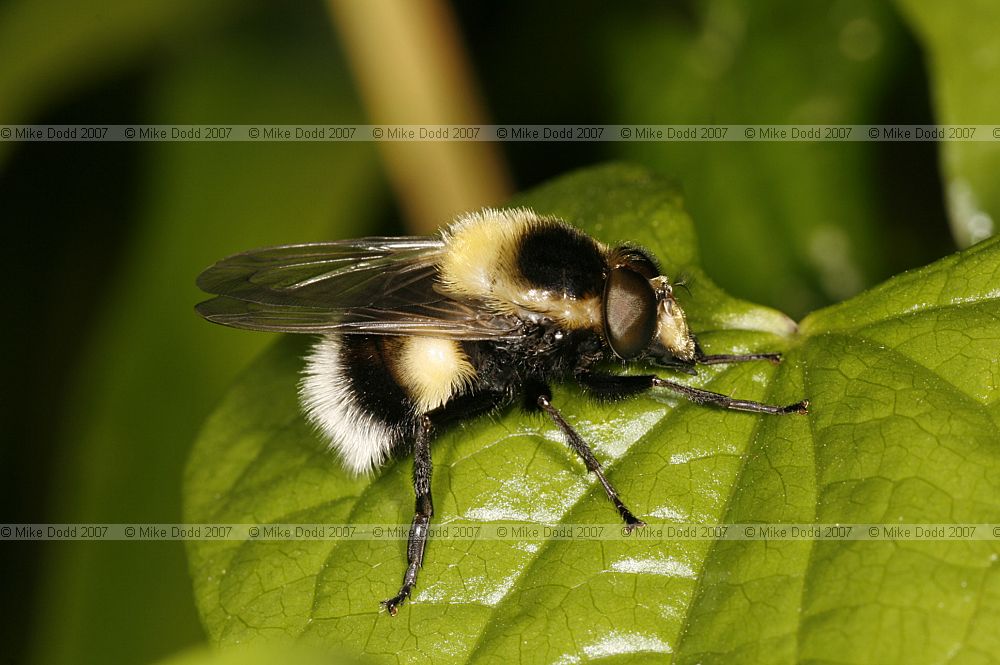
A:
195;237;522;339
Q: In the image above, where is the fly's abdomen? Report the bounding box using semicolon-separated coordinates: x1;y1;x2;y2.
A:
300;335;410;474
300;334;477;473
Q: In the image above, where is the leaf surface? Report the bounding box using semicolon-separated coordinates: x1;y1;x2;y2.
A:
186;164;1000;663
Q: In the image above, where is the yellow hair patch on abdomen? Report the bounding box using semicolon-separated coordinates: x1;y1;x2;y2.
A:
397;337;477;412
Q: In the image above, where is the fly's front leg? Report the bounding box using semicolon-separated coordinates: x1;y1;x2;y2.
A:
696;351;783;365
692;338;782;366
382;414;434;616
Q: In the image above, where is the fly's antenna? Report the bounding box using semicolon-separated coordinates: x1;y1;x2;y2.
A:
673;272;693;298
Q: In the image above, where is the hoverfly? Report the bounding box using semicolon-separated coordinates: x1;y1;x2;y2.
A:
196;208;808;614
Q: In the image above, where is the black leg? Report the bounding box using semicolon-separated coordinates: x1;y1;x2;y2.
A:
535;392;645;531
693;338;782;366
579;372;808;415
697;351;782;365
652;377;808;414
381;391;508;616
578;372;657;402
382;414;434;616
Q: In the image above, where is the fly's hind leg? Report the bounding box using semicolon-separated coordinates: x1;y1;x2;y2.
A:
381;391;508;616
382;414;434;616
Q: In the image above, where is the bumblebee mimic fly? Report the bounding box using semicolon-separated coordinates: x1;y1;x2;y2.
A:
196;207;808;615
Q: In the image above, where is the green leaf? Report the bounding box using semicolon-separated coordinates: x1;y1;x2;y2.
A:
895;0;1000;247
186;164;1000;663
149;644;365;665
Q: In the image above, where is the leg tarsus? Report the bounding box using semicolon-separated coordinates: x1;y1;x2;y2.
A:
692;338;782;366
579;372;807;416
697;351;782;366
652;377;808;415
785;399;810;414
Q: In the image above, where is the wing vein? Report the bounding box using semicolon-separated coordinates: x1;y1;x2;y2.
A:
195;236;521;340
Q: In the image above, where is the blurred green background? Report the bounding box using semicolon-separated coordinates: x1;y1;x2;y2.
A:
1;1;997;664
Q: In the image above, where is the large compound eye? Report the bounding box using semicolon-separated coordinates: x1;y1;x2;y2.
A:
602;267;657;359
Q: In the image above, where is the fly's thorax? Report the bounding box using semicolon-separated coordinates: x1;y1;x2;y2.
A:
461;324;605;392
438;208;607;332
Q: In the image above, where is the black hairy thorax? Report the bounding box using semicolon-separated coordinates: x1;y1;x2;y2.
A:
462;323;606;396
